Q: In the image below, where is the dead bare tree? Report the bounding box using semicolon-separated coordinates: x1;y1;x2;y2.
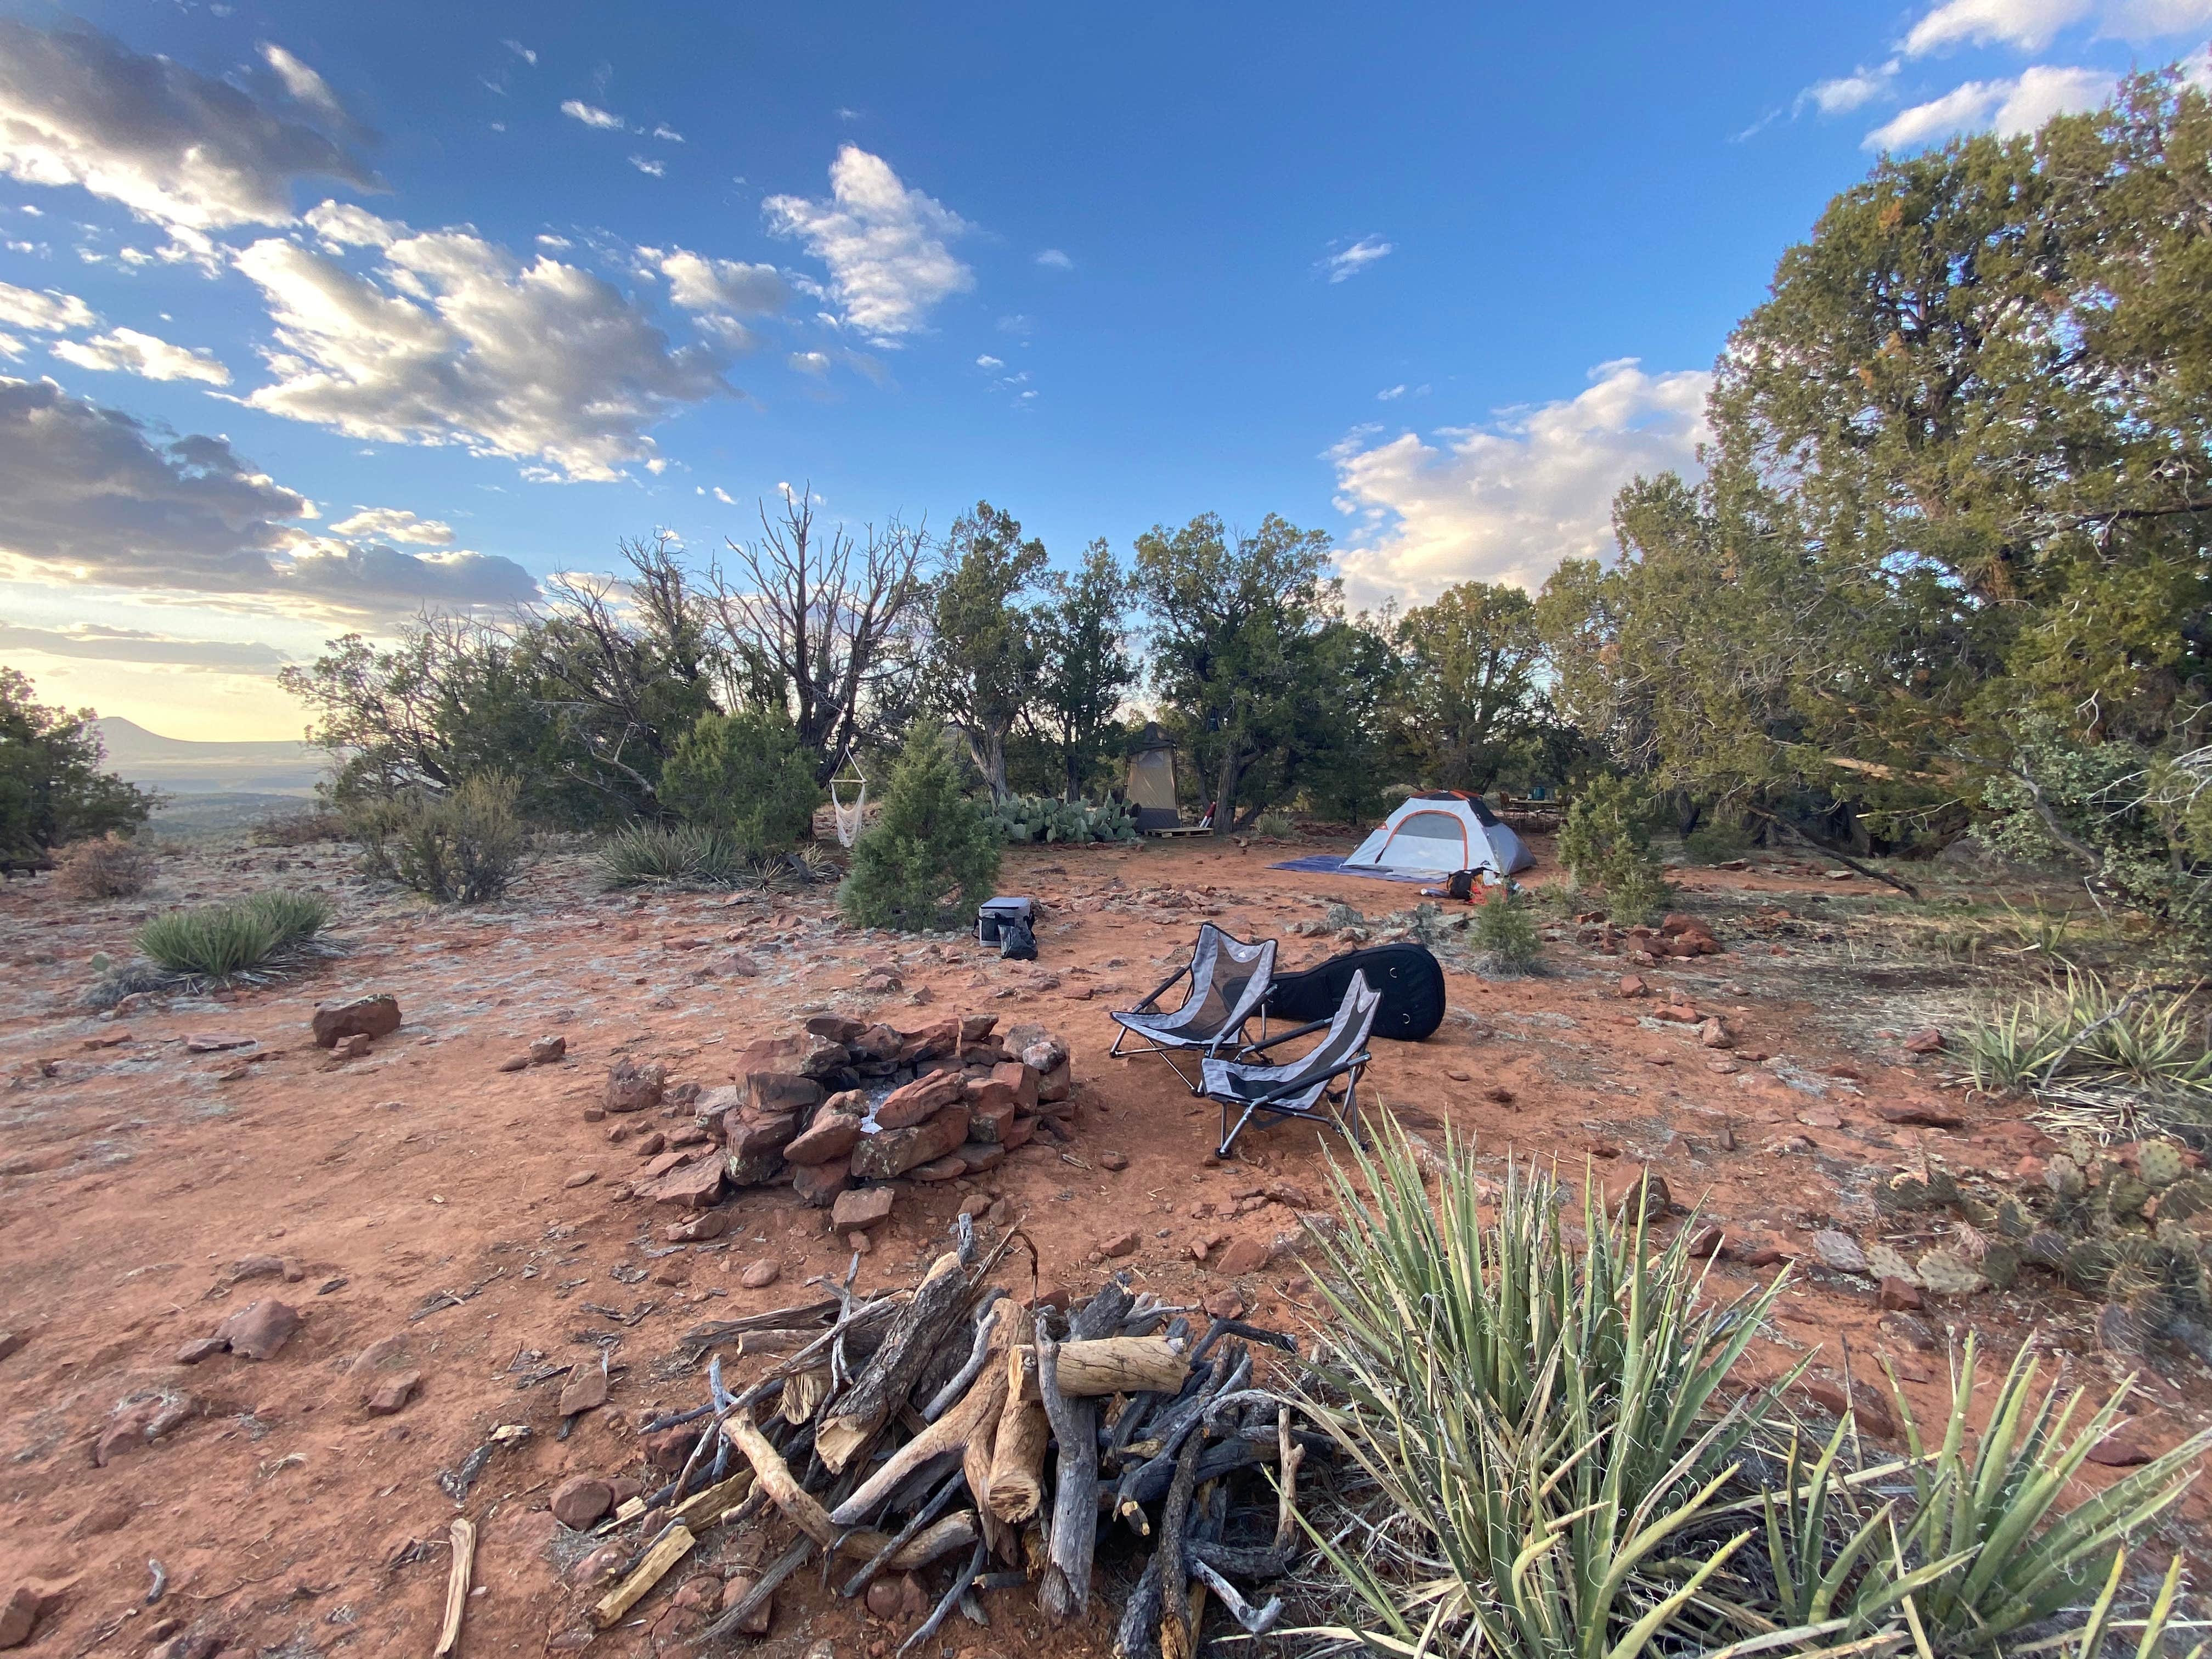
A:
705;490;930;783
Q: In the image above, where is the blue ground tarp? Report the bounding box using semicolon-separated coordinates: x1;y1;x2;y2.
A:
1266;854;1432;885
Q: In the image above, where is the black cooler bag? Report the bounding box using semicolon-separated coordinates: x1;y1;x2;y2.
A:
1260;943;1446;1042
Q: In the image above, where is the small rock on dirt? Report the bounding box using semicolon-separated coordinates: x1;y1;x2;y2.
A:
312;994;402;1047
552;1475;614;1530
739;1259;781;1289
563;1170;597;1189
1098;1150;1129;1172
214;1299;302;1359
831;1185;896;1232
1213;1236;1270;1276
1100;1229;1139;1259
530;1035;568;1064
0;1586;40;1650
559;1363;610;1417
1877;1277;1923;1312
365;1370;421;1415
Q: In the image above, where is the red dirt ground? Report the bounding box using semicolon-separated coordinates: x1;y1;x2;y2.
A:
3;832;2206;1657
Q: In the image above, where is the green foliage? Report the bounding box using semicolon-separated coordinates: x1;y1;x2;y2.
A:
924;502;1049;801
351;774;529;903
599;822;753;888
1683;820;1752;864
1391;581;1545;792
989;793;1137;845
1251;811;1294;838
837;723;1002;930
1468;887;1542;971
1558;774;1672;923
137;889;331;978
55;833;149;899
661;707;820;854
1960;969;2212;1131
1036;540;1141;799
1297;1125;2211;1659
0;667;156;857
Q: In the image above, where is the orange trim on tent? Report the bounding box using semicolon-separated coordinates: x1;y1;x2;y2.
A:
1376;809;1471;867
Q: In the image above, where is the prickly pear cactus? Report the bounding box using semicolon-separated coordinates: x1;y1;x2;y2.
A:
2138;1139;2186;1188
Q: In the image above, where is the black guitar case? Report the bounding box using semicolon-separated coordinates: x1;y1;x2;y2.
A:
1261;943;1446;1042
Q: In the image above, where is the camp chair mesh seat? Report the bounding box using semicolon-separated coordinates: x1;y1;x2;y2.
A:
1108;923;1277;1093
1201;969;1381;1158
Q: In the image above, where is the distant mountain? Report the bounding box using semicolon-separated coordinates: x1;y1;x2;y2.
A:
94;716;328;797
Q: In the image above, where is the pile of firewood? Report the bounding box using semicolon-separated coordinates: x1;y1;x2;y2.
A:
574;1221;1316;1655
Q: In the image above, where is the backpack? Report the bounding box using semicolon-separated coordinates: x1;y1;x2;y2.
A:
997;912;1037;961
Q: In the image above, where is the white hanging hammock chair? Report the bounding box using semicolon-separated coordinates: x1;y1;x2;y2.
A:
830;749;868;848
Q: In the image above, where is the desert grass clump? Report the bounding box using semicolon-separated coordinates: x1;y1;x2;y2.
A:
136;889;332;978
55;833;149;898
1293;1123;2210;1658
1252;810;1296;839
599;822;752;889
351;774;529;904
1960;967;2211;1135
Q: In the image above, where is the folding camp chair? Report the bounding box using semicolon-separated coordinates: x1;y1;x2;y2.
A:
1201;969;1381;1159
1108;922;1277;1093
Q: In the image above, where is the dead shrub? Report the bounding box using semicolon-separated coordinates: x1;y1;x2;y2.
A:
55;833;150;899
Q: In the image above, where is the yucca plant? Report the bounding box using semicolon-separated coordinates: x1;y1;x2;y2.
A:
136;889;332;977
1961;969;2211;1102
599;822;753;888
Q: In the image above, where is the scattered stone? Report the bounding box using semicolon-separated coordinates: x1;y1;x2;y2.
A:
312;994;401;1047
333;1032;374;1060
739;1259;781;1290
1878;1278;1923;1312
497;1053;531;1073
1101;1229;1140;1259
1204;1290;1248;1321
1873;1102;1965;1129
0;1333;20;1364
92;1391;197;1466
1798;1107;1843;1130
847;1230;874;1255
832;1186;897;1232
1213;1236;1270;1277
720;1575;774;1634
603;1058;668;1115
552;1476;615;1530
1687;1226;1725;1258
663;1211;731;1243
563;1170;597;1189
530;1035;569;1064
1618;975;1647;998
365;1371;421;1415
0;1587;38;1650
174;1337;227;1365
184;1034;254;1053
1444;1068;1471;1082
1809;1231;1869;1275
1697;1018;1734;1050
2085;1431;2153;1468
1483;1086;1515;1106
641;1156;725;1210
1601;1166;1671;1220
214;1299;302;1359
1799;1378;1896;1438
1098;1150;1129;1172
559;1363;610;1417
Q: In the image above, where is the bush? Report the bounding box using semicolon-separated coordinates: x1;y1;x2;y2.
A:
1558;774;1672;923
1468;886;1541;971
1300;1124;2211;1659
137;889;332;977
600;822;752;888
1251;811;1295;838
990;793;1138;845
661;708;821;855
55;833;149;898
352;774;529;903
1683;820;1751;864
839;723;1002;930
1961;969;2211;1132
250;807;347;847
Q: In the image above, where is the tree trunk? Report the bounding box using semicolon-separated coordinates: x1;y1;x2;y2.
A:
1211;750;1244;837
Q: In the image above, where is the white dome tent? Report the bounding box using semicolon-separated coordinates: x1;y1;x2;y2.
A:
1343;790;1534;877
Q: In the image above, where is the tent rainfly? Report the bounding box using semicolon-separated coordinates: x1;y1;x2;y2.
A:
1343;790;1534;877
1124;723;1183;832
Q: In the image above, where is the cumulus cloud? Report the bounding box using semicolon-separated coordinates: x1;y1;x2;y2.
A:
53;325;230;383
0;279;94;331
1801;66;1898;114
327;506;453;544
0;620;289;670
1321;235;1393;283
763;146;973;341
1328;358;1712;605
0;19;378;230
259;43;346;122
0;374;536;613
975;354;1003;370
659;250;787;313
1901;0;2212;53
561;99;625;131
233;209;730;481
1865;63;2114;148
1034;247;1073;269
788;350;830;376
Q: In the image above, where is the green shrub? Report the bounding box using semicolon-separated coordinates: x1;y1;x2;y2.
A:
351;774;528;903
1960;968;2211;1128
839;723;1002;930
1559;774;1672;923
1298;1124;2211;1659
1468;886;1542;971
599;822;751;888
55;833;149;899
137;889;332;977
1251;811;1295;838
661;708;821;855
989;793;1138;845
1683;820;1751;864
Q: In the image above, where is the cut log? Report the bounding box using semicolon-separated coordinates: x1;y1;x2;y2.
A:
1011;1336;1189;1401
828;1307;1015;1526
721;1409;978;1567
814;1251;973;1472
985;1395;1050;1524
434;1517;475;1657
1037;1280;1134;1624
781;1364;830;1425
591;1523;695;1629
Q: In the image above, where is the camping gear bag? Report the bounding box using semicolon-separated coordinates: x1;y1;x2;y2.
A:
977;896;1035;946
1260;943;1445;1042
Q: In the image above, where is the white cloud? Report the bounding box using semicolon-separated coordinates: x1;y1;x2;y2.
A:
763;146;973;340
234;208;730;481
996;313;1031;336
0;19;377;230
1376;383;1407;401
630;155;665;177
975;354;1003;370
0;622;289;670
0;374;535;613
503;39;537;66
788;351;831;376
0;331;24;359
1322;235;1393;283
0;279;94;331
561;99;626;131
652;123;684;143
1034;247;1073;269
1801;66;1898;114
327;506;453;544
1904;0;2091;53
304;198;404;250
52;326;230;384
712;486;736;504
537;233;572;250
659;251;786;314
1328;358;1712;605
1865;63;2113;148
260;43;345;123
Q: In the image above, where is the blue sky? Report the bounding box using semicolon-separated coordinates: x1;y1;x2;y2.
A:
2;0;2206;737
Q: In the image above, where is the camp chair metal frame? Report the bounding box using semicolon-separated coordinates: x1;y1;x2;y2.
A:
1200;970;1380;1158
1107;922;1276;1094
